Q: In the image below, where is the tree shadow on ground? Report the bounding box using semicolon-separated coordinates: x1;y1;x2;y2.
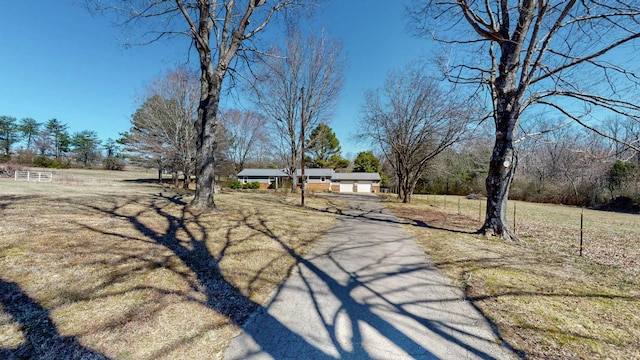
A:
2;191;513;358
314;193;476;235
0;195;39;214
236;219;508;359
75;193;339;358
0;279;111;360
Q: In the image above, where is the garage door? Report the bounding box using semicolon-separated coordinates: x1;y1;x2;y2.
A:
357;183;372;193
339;183;354;192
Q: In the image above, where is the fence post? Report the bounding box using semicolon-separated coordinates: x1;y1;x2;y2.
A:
580;208;584;257
513;202;517;234
458;197;461;215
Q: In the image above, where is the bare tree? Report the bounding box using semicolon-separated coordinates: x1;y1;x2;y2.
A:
251;29;344;191
517;123;617;205
121;67;199;188
91;0;311;209
220;108;268;173
358;61;474;203
410;0;640;239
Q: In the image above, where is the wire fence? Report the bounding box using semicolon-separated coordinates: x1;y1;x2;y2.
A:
411;194;628;259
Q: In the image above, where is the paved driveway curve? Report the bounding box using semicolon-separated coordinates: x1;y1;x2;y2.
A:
225;194;514;359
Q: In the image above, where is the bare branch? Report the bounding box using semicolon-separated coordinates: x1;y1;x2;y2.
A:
538;100;640;152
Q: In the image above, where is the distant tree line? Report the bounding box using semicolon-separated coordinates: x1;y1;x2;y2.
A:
407;119;640;208
0;116;123;170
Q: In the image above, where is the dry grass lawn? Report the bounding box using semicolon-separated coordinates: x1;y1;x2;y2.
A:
0;168;344;359
384;194;640;360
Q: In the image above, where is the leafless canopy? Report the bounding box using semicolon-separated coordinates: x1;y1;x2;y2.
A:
250;29;344;189
358;61;475;203
411;0;640;147
409;0;640;238
219;108;269;172
123;67;199;186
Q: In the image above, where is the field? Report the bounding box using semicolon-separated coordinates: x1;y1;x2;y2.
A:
384;194;640;360
0;168;343;359
3;169;639;359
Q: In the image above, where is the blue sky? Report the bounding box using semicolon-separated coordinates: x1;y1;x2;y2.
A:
0;1;431;158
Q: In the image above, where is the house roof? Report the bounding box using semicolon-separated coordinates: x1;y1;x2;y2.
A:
237;168;288;177
296;168;334;177
332;172;381;181
237;168;381;181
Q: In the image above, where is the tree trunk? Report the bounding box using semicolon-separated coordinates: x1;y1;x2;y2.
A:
403;189;412;203
396;169;406;202
192;76;222;209
398;168;417;204
480;32;524;240
400;177;411;203
405;177;418;204
182;167;190;190
481;118;518;239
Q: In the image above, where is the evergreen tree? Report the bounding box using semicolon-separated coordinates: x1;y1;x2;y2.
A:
71;130;101;167
353;151;381;173
0;116;19;157
45;119;70;158
307;123;349;169
18;117;40;150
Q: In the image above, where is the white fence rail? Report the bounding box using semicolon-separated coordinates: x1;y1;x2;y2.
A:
14;171;53;182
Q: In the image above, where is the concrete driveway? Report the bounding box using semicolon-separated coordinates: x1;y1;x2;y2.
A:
225;194;514;359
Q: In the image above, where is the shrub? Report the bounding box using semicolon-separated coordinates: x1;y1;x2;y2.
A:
228;180;242;189
250;181;260;190
32;155;53;168
103;157;125;171
51;159;70;169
